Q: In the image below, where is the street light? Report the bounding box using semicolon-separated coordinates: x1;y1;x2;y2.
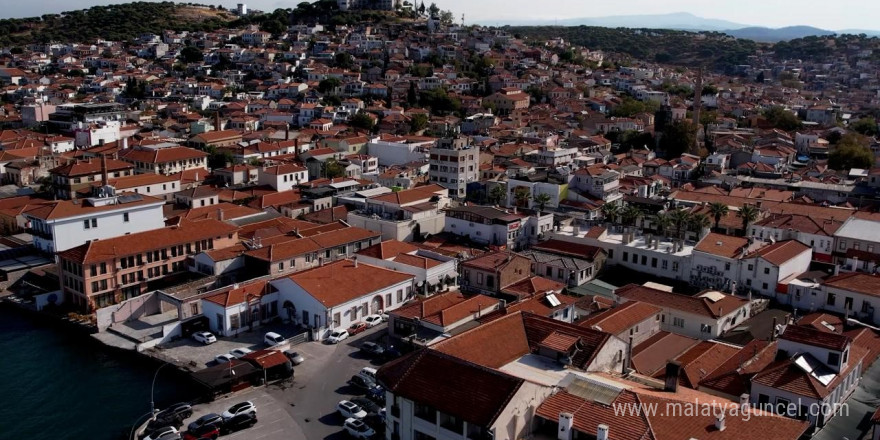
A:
150;362;172;419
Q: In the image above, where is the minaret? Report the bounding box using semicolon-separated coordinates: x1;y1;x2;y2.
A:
691;67;703;155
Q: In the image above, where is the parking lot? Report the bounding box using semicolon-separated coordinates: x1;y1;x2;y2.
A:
151;322;305;368
154;323;398;439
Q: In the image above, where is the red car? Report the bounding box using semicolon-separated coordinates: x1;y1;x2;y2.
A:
182;425;219;440
348;322;368;335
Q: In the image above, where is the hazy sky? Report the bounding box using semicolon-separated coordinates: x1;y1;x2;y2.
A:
2;0;878;30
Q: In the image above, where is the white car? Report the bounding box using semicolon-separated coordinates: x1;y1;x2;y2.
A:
264;331;284;346
344;418;375;439
143;426;178;440
337;400;367;420
214;353;235;364
222;401;257;420
378;310;389;322
192;331;217;345
364;315;383;328
230;347;254;359
326;329;349;344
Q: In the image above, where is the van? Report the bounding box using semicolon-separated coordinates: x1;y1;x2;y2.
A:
358;367;377;383
264;332;284;346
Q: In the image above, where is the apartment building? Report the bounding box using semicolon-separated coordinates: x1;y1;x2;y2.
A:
49;158;135;199
57;218;238;311
428;137;479;200
444;206;553;250
346;184;449;242
118;145;208;175
23;190;166;253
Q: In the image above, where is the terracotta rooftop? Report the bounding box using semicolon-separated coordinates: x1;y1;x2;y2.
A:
617;284;748;319
579;301;661;335
821;272;880;298
631;331;700;376
779;324;851;351
286;259;413;307
23;193;164;221
694;233;749;259
742;240;811;265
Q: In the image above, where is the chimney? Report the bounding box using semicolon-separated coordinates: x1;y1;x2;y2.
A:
214;112;221;131
353;256;358;268
122;136;128;149
740;393;750;413
664;361;681;392
285;123;291;141
715;413;726;432
771;317;778;341
557;413;574;440
319;257;324;267
217;208;224;221
596;424;609;440
100;152;109;186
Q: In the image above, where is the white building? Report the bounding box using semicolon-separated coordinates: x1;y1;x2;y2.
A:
347;184;449;242
428;137;479;200
257;164;308;192
367;136;432;167
355;240;458;295
23;191;166;253
616;284;751;340
444;206;553;250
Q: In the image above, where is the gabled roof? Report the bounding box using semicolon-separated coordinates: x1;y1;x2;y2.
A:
779;324;850;351
50;158;133;177
822;272;880;298
617;284;748;319
694;233;749;259
391;291;498;327
742;240;811;265
376;349;524;428
579;301;661;335
357;239;420;259
631;331;700;376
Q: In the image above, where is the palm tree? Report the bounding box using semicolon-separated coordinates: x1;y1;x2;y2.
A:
668;208;692;240
533;193;552;212
737;204;761;236
488;185;505;205
708;202;729;231
513;186;531;208
689;213;712;235
600;202;620;224
653;212;672;237
620;205;644;228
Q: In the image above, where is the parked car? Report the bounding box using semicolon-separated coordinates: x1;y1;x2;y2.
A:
264;332;284;346
229;348;253;359
378;310;389;322
382;345;402;361
214;354;235;364
348;322;368;335
326;329;349;344
192;331;216;345
154;403;193;425
220;412;257;435
358;367;378;382
364;315;383;328
337;400;368;420
344;417;376;439
367;384;386;405
187;413;223;432
154;432;182;440
351;397;382;415
221;401;256;420
347;374;376;392
360;341;385;357
283;350;305;365
144;426;178;440
182;424;219;440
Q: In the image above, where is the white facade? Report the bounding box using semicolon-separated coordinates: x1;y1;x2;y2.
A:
258;167;308;192
367;139;431;167
25;198;165;253
355;250;458;291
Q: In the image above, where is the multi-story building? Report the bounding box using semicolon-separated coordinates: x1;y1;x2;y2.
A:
482;88;530;115
257;164;309;192
460;251;531;296
444;206;553;250
572;166;622;203
347;184;449;242
118;145;208;175
23;189;166;253
56;218;238;310
356;240;458;295
428;137;478;200
833;213;880;272
49;158;135;199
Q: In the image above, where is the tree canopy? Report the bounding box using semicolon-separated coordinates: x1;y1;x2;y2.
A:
828;133;874;170
762;106;802;131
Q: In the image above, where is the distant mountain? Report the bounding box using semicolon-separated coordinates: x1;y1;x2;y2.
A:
838;29;880;37
723;26;837;42
554;12;748;31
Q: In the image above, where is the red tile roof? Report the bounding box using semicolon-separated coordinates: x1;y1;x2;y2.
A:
779;324;851;351
631;331;700;376
579;301;661;335
694;233;749;258
617;285;748;319
821;272;880;298
287;259;413;307
742;240;811;265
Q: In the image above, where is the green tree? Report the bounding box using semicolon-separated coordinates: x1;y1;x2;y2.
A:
334;52;353;69
513;186;531;208
611;97;653;118
828;133;875;170
736;204;761;236
756;71;765;83
658;120;696;158
318;77;341;94
851;117;879;136
350;112;375;131
324;158;346;178
406;81;418;106
668;208;691;239
620;205;644;228
763;106;801;131
708;202;729;231
179;45;204;64
533;193;552;212
428;2;439;15
205;145;233;170
600;202;620;224
410;113;428;133
488;185;506;205
689;213;711;234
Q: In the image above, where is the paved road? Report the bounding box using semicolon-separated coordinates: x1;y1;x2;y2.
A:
266;326;391;440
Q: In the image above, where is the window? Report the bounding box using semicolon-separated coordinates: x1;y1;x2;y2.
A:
100;262;107;274
863;301;872;313
91;219;97;228
651;257;658;268
439;412;464;433
827;292;836;306
839;240;847;250
623;252;629;262
662;260;668;270
477;273;484;285
672;262;679;272
828;352;840;366
414;432;436;440
725;262;731;271
608;249;613;259
672;317;685;328
84;219;91;229
123;213;129;222
762;282;768;290
486;275;495;288
776;397;791;416
277;262;284;272
764;267;770;275
414;402;437;423
748;264;754;271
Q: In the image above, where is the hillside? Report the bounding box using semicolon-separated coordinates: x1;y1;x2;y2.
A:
723;26;836;42
510;26;759;72
0;2;237;47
